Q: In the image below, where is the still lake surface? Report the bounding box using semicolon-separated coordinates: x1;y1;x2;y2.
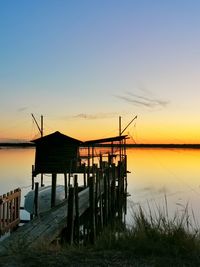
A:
1;147;200;225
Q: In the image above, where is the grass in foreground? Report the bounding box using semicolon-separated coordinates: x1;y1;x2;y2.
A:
95;203;200;266
1;203;200;267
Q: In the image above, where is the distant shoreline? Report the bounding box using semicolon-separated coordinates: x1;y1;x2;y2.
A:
0;143;35;148
1;142;200;149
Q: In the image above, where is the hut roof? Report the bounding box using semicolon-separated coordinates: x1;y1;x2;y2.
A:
31;131;82;145
83;135;128;145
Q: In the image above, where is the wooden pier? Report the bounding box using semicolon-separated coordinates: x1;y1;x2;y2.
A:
0;132;128;254
0;189;86;252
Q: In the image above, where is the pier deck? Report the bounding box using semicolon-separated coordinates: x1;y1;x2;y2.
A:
0;188;89;254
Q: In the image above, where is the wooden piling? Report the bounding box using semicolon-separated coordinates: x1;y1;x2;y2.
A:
87;147;90;185
99;154;103;169
34;182;39;217
117;161;123;221
2;194;6;229
64;173;68;199
83;163;87;187
111;163;116;217
107;167;111;220
95;171;99;233
51;173;57;208
41;173;44;187
103;172;108;226
68;172;71;187
66;186;75;244
98;169;103;231
89;176;96;244
31;170;34;219
32;165;35;190
6;192;10;225
74;175;80;244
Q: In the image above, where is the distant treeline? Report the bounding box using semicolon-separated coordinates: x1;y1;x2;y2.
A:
1;143;200;149
126;144;200;149
0;143;35;147
85;143;200;149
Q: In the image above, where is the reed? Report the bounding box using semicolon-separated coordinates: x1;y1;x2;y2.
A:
95;200;200;265
1;200;200;266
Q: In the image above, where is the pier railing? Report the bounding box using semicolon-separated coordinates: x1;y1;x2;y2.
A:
0;188;21;236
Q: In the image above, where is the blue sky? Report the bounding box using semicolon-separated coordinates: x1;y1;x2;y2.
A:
1;0;200;143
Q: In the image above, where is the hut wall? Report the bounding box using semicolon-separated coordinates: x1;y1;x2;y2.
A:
34;143;79;174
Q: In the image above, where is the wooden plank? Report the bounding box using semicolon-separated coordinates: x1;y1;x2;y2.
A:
0;185;91;253
0;173;108;253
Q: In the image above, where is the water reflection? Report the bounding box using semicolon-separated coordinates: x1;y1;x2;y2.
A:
0;148;34;195
1;147;200;224
127;148;200;225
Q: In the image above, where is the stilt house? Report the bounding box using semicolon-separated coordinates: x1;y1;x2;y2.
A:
32;131;82;175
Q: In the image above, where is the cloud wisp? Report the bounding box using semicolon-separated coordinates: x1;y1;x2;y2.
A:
65;112;118;120
17;107;28;112
115;91;169;108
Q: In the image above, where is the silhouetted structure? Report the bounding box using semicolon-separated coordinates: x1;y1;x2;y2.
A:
32;131;82;175
0;131;129;250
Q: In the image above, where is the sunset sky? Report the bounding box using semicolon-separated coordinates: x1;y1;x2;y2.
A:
1;0;200;143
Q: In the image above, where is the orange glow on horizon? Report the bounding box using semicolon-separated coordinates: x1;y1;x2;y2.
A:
1;116;200;144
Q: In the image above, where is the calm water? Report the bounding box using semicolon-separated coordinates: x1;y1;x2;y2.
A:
1;147;200;225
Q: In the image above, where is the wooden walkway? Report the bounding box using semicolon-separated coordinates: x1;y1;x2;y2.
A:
0;187;89;254
0;155;127;254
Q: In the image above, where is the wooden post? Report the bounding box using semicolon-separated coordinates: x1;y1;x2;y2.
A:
95;171;99;233
2;194;6;229
68;172;71;187
0;195;2;233
108;153;112;166
64;173;68;199
92;146;94;166
124;155;128;215
34;182;39;217
66;186;75;244
111;163;116;218
41;173;44;187
89;176;96;244
32;165;35;190
83;163;86;187
9;191;13;222
107;167;111;220
51;173;57;208
87;146;90;185
6;192;9;225
117;161;123;221
100;154;103;169
98;169;103;232
103;171;108;226
74;175;80;244
15;188;21;220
